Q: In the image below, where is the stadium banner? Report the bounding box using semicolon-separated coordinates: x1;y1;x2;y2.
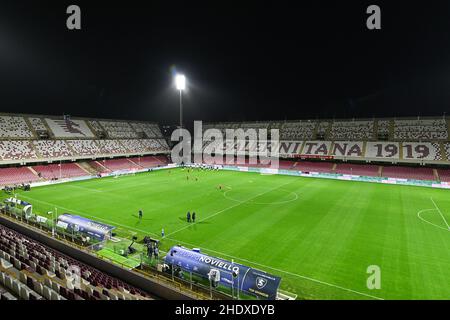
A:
164;246;281;300
45;118;95;138
57;214;115;240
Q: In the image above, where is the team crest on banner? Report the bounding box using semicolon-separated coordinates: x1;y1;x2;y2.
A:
45;118;95;138
256;277;268;289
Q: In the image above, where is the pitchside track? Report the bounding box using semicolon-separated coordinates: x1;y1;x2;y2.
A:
5;168;450;299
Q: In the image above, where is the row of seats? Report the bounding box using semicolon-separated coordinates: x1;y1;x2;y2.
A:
0;116;33;138
203;118;449;141
394;119;448;140
330;120;374;140
0;155;170;186
0;139;170;161
0;223;150;300
33;163;87;180
0;167;40;185
0;114;165;139
92;155;170;172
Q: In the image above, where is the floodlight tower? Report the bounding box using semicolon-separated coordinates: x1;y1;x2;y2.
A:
175;74;186;128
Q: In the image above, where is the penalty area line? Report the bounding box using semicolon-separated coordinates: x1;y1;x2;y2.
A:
430;198;450;231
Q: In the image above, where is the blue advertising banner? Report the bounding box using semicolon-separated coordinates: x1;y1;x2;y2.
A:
164;246;281;299
57;214;115;240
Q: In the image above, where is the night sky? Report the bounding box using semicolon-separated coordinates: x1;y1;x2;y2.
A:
1;1;450;127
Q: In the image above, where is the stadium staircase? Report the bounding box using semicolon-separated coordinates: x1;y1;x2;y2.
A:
23;117;38;139
433;169;440;181
126;158;141;168
65;143;77;158
399;142;404;160
447;118;450;142
331;163;337;172
373;119;379;139
40;119;56;139
387;119;394;140
439;141;448;161
75;162;95;175
324;122;332;140
313;122;319;139
92;161;111;173
378;166;383;177
361;141;367;157
85;121;100;139
27;166;40;177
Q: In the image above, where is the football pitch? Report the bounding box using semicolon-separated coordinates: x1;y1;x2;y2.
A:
8;168;450;300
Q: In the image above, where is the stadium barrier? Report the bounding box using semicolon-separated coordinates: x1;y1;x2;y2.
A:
0;212;197;300
24;164;178;189
220;165;450;189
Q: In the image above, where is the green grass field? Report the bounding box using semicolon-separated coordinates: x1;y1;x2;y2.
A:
6;168;450;299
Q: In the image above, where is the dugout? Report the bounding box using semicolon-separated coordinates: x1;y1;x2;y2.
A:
57;213;115;241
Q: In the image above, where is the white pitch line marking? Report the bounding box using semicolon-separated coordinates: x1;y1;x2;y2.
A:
18;191;383;300
17;194;161;238
164;237;384;300
430;198;450;230
165;180;296;237
417;208;450;232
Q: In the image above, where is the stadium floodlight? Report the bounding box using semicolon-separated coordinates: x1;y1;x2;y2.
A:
175;74;186;90
175;74;186;128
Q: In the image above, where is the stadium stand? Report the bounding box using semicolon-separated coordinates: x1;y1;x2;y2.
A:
0;116;33;138
0;223;150;300
0;141;37;161
28;118;47;132
0;113;449;185
88;120;104;133
118;139;145;153
88;161;111;174
32;163;87;180
131;156;169;168
130;122;164;138
393;119;448;140
438;169;450;182
334;163;380;177
33;140;73;158
376;120;390;135
67;140;102;156
317;121;330;137
445;143;450;160
94;158;139;172
97;140;129;155
281;121;315;140
98;121;138;138
330;120;374;140
0;167;39;185
294;161;334;173
381;166;435;180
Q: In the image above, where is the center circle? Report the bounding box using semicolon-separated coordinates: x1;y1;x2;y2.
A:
223;188;298;205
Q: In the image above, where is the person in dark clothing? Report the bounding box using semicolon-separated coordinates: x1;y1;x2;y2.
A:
147;243;153;258
187;211;191;223
139;210;143;220
192;212;196;223
154;247;159;260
